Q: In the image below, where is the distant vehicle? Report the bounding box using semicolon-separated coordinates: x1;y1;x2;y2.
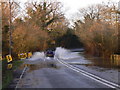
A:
45;48;55;57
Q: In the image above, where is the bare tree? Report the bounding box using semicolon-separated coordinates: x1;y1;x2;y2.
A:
74;2;118;58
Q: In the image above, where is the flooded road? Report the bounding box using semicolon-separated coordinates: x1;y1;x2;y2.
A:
15;59;112;88
62;49;120;86
9;47;120;88
83;54;120;70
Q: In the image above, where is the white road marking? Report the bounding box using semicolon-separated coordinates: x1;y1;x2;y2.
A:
57;58;120;89
15;66;27;89
14;58;119;89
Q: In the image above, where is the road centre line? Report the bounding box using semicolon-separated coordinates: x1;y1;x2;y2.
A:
57;58;120;89
60;59;119;87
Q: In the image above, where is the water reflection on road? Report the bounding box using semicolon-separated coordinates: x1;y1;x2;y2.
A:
27;62;60;73
83;54;120;70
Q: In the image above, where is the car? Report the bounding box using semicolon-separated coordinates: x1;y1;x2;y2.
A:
45;49;55;57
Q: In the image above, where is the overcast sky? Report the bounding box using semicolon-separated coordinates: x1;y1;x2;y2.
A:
60;0;119;19
18;0;119;25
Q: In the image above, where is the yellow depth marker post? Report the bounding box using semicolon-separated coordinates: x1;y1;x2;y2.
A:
7;63;12;69
6;55;12;63
27;52;32;58
6;55;13;69
18;53;27;60
0;56;2;61
24;53;27;58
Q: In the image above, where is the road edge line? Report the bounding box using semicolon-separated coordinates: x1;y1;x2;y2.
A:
15;65;27;89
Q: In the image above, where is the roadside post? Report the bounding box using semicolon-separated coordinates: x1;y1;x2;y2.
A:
27;52;32;58
0;54;2;60
118;1;120;54
6;55;13;69
18;53;27;60
118;2;120;86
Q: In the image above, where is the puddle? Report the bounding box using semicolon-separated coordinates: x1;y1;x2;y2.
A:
26;62;60;72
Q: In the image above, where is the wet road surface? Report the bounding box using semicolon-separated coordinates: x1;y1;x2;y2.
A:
16;58;113;88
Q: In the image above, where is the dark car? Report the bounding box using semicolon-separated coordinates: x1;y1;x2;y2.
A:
45;49;55;57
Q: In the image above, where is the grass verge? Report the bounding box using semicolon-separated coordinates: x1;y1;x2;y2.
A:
2;59;23;89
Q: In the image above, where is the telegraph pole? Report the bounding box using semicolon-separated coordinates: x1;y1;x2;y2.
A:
118;1;120;54
0;1;2;55
9;0;12;55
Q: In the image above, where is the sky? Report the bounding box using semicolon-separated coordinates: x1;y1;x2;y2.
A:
60;0;119;19
18;0;120;25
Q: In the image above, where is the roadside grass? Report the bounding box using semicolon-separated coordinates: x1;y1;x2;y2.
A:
2;59;23;89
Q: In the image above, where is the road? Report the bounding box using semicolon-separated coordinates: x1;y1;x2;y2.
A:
15;57;118;89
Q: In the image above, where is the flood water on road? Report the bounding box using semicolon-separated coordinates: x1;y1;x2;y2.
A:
81;54;120;70
9;47;120;88
25;47;120;70
27;61;60;73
